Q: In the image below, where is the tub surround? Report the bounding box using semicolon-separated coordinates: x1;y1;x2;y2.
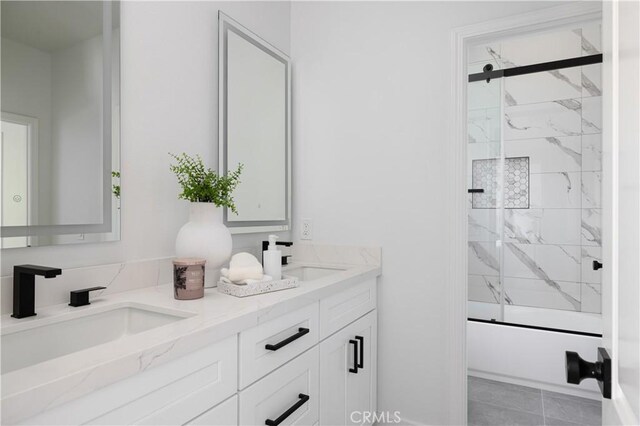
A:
468;320;602;400
0;243;381;425
468;21;604;317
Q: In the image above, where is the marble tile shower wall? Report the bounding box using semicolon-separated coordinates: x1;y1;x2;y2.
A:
467;22;603;315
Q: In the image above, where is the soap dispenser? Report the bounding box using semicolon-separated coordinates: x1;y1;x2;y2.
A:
263;234;282;280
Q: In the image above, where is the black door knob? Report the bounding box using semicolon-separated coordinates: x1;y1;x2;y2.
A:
565;347;611;399
565;351;599;384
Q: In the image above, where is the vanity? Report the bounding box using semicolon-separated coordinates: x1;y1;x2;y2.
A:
0;4;380;425
1;246;381;425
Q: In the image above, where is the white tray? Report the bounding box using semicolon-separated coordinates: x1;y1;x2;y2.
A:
217;275;299;297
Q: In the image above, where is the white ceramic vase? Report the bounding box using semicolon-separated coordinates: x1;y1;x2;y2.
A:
175;202;232;287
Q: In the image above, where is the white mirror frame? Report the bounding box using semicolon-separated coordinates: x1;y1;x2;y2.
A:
218;12;291;234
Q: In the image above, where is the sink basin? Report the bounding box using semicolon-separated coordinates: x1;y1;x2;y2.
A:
284;266;345;281
1;304;192;374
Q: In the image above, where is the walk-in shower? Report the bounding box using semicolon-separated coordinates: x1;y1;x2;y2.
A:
466;21;604;398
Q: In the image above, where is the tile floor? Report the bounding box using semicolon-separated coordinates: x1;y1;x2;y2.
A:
468;376;601;426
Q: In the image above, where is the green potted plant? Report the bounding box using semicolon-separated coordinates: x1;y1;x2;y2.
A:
170;153;243;287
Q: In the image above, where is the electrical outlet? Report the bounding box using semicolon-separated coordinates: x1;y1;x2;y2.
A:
301;218;313;240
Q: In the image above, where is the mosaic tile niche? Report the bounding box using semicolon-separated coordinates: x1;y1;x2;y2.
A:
472;157;530;209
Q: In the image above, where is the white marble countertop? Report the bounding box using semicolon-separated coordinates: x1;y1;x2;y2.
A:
1;255;381;424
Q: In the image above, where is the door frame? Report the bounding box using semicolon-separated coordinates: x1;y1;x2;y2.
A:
448;3;604;424
601;1;640;424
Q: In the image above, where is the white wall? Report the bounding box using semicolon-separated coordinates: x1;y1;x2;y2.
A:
290;2;570;424
1;1;291;276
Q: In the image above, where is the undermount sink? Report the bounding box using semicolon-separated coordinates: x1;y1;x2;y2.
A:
1;304;192;374
284;266;346;281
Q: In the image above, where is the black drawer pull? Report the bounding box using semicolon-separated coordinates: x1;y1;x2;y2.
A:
349;339;358;373
265;328;309;351
356;335;364;369
265;393;310;425
468;188;485;193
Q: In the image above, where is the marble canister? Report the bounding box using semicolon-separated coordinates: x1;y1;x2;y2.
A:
173;258;206;300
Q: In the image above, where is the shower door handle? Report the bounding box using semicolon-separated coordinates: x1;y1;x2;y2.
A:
565;347;611;399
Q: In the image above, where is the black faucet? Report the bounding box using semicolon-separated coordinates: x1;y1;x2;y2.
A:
12;265;62;318
261;240;294;265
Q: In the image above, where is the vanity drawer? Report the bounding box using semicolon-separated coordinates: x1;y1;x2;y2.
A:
239;346;319;426
132;339;238;426
21;335;238;426
319;278;376;339
98;335;237;425
186;395;238;426
239;302;319;389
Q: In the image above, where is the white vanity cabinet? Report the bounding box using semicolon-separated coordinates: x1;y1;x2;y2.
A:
235;278;377;426
19;334;239;426
239;302;319;389
319;279;377;339
18;278;377;426
186;396;238;426
319;311;377;426
239;346;319;425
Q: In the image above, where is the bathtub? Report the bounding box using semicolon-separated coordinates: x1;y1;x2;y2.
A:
467;301;602;400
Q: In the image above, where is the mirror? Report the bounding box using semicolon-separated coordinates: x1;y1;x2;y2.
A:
1;1;120;248
218;12;291;234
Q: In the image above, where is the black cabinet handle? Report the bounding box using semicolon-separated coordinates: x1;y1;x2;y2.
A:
265;328;309;351
265;393;309;425
349;339;358;373
356;335;364;369
468;188;485;193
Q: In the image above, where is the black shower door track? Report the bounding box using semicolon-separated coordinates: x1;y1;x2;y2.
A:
468;53;603;83
468;318;603;338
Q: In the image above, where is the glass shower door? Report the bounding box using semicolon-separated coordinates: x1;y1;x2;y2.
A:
466;23;603;334
466;58;505;322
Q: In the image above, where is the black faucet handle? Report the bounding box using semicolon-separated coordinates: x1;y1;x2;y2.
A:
261;240;294;251
69;286;106;307
261;241;294;265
